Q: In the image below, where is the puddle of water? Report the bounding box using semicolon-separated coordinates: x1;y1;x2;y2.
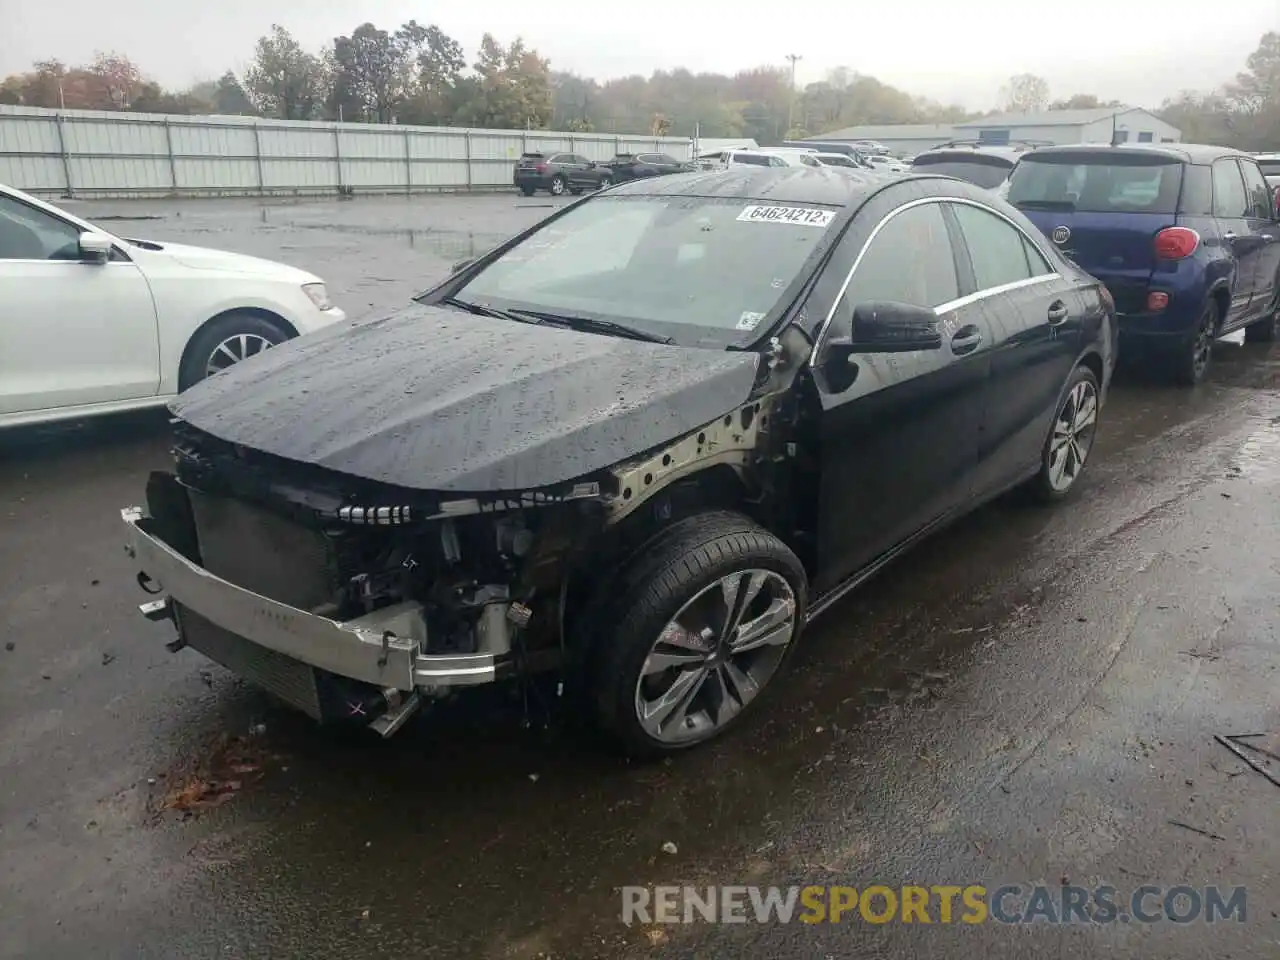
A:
1229;419;1280;482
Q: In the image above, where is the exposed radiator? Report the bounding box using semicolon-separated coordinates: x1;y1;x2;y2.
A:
188;490;336;612
177;605;324;719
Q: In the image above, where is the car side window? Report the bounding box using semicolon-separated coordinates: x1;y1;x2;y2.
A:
1237;160;1273;219
1212;159;1249;218
658;155;679;165
800;154;821;167
0;194;83;260
843;203;959;309
1022;236;1053;277
950;203;1037;290
548;154;567;164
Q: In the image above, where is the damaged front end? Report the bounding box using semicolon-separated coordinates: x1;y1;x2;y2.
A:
123;399;777;736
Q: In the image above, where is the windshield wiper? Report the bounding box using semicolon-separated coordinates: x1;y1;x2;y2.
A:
1014;199;1076;211
508;308;673;344
443;296;542;325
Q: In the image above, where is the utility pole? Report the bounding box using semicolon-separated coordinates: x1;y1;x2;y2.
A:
785;54;802;135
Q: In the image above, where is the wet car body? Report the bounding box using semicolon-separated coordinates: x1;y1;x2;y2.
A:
124;167;1115;757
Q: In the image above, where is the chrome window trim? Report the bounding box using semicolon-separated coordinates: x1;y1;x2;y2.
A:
813;195;1059;353
931;273;1060;314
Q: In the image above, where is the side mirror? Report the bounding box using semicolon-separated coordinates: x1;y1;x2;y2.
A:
820;301;942;391
78;231;113;262
451;256;476;276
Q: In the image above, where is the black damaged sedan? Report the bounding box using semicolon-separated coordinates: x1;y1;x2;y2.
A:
124;167;1116;757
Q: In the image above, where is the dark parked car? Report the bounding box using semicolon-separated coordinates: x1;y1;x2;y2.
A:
606;152;694;182
1007;143;1280;385
123;167;1115;758
911;140;1050;190
514;152;613;196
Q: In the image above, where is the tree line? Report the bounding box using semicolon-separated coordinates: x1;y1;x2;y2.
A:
1;24;1276;149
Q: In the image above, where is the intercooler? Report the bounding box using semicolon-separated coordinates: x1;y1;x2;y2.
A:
180;490;340;719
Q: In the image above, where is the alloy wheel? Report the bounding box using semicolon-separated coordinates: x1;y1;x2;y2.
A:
550;177;565;195
598;176;612;189
634;569;797;745
205;333;275;378
1047;379;1098;492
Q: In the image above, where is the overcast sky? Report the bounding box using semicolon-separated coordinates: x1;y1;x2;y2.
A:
1;0;1275;110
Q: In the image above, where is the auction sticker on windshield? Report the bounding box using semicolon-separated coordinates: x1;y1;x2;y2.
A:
737;205;835;227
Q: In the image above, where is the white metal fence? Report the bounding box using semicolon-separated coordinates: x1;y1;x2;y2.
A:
0;105;694;199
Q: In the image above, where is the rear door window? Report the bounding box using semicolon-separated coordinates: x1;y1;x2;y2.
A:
950;203;1038;290
1008;154;1183;214
1212;159;1249;218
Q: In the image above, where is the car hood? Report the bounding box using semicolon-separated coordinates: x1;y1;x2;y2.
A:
130;240;315;280
169;304;761;493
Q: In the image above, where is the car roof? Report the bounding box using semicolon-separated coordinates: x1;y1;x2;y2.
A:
604;165;943;207
1024;142;1251;164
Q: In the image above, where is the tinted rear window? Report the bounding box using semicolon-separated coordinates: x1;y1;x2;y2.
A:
1007;154;1183;214
911;154;1013;189
1257;159;1280;178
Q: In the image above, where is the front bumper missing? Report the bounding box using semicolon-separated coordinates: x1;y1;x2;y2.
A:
122;506;504;713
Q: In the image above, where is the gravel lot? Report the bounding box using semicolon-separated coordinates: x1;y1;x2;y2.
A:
1;194;1278;960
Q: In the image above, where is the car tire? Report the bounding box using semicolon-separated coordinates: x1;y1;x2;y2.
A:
582;511;808;759
1027;364;1102;503
178;312;290;391
519;186;536;197
597;175;613;190
1171;299;1218;386
549;175;567;196
1243;308;1278;343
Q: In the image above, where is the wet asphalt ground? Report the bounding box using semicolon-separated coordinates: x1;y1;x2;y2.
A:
2;195;1279;959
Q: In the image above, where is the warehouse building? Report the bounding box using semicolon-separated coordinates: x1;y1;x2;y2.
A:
809;107;1181;157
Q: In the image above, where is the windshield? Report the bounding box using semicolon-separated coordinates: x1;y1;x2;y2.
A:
450;195;837;348
911;156;1012;189
1007;154;1183;214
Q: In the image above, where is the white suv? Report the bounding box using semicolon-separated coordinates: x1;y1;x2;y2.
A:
0;183;346;429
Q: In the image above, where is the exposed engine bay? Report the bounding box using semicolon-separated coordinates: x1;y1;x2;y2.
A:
126;388;795;735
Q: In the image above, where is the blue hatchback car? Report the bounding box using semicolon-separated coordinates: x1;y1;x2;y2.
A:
1005;143;1280;385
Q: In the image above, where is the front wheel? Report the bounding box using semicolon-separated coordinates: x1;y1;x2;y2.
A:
584;512;808;758
1027;365;1101;503
549;175;567;196
178;312;290;390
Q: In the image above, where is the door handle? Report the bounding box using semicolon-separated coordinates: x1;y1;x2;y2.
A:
950;325;983;355
1047;301;1069;325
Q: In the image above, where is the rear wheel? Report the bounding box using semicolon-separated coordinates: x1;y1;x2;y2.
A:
1170;299;1218;386
1027;365;1101;503
597;175;613;190
582;512;808;759
178;312;290;390
1243;308;1278;343
549;175;567;196
519;186;536;197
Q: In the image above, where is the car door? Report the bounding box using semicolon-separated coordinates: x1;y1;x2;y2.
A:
0;192;159;417
1211;158;1261;322
1237;158;1280;319
948;200;1085;494
810;198;988;592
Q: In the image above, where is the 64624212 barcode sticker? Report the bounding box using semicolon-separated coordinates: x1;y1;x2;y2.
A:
737;205;835;227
